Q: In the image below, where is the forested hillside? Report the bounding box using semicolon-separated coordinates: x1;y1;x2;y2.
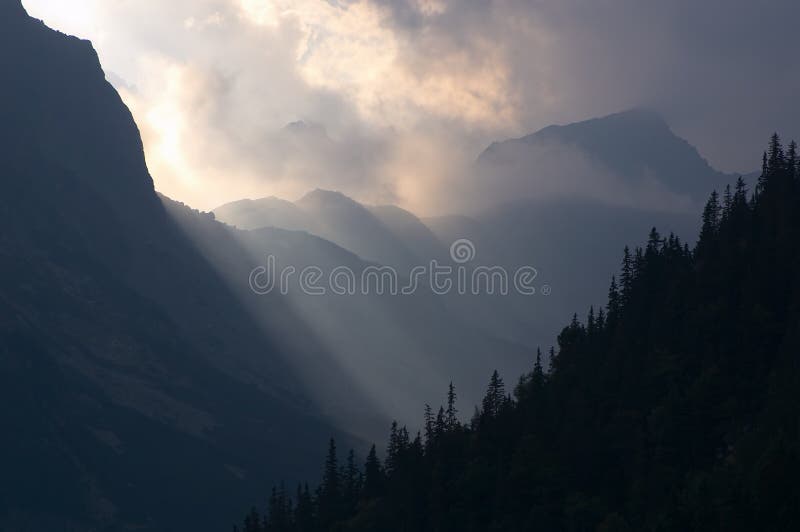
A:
236;135;800;531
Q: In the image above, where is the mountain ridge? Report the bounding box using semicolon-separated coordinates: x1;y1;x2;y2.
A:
478;108;734;202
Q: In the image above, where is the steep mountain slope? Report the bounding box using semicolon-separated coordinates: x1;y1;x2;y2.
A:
0;3;347;529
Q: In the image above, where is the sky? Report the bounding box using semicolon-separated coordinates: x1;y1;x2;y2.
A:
22;0;800;214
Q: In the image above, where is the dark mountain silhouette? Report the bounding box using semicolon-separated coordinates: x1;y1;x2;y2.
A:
0;3;351;530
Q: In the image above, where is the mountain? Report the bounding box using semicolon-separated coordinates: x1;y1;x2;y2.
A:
478;108;733;208
425;199;698;348
203;195;534;440
367;205;447;264
214;196;309;232
215;190;423;270
215;111;731;357
0;3;351;529
416;110;735;348
241;136;800;532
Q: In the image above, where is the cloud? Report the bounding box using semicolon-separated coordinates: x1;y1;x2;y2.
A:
22;0;800;213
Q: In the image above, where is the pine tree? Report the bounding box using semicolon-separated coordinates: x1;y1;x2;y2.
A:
646;227;662;255
294;484;314;532
243;507;262;532
787;141;797;179
445;382;458;430
532;348;546;388
343;448;362;512
700;191;720;244
620;247;634;300
266;484;292;532
482;370;506;418
363;445;384;499
386;422;400;474
318;438;341;526
722;184;733;220
434;406;446;437
757;151;769;197
607;276;621;321
734;176;749;208
424;404;435;445
768;132;785;171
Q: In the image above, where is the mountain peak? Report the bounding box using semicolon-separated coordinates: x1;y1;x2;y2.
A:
479;109;726;200
528;108;669;142
1;0;156;221
297;189;361;208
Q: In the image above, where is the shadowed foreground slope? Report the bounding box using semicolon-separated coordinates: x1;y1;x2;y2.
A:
0;2;350;529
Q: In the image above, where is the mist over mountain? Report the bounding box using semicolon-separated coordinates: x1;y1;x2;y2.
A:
214;196;310;232
366;204;447;264
215;109;737;354
475;108;737;212
207;194;535;441
215;190;433;270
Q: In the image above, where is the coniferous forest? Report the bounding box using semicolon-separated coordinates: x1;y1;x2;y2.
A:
234;136;800;531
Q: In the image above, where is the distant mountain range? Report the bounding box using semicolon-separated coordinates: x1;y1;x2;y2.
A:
214;108;746;355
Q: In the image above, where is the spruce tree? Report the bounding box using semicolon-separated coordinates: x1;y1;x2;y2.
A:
445;382;458;429
424;404;435;445
532;348;546;388
620;247;634;300
318;438;341;526
363;445;384;499
607;276;621;321
482;371;506;418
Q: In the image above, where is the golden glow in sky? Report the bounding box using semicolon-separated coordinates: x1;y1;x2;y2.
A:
20;0;532;213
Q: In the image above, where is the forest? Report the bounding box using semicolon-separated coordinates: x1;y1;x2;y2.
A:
234;135;800;531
